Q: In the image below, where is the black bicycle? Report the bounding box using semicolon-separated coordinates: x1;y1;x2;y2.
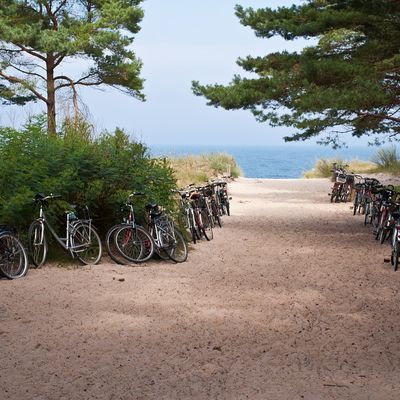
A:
0;226;28;279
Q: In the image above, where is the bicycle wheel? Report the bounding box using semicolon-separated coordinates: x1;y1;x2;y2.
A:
115;225;154;263
193;208;204;240
190;226;197;244
71;223;102;265
377;210;390;241
342;184;350;203
371;207;380;232
379;227;390;244
0;232;28;279
106;225;129;265
393;238;399;271
200;209;213;241
226;201;230;216
166;228;188;263
364;203;370;226
214;213;222;228
353;193;359;215
211;200;222;228
28;221;47;268
330;187;337;203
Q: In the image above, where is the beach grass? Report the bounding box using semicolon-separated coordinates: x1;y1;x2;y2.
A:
166;153;242;187
304;147;400;178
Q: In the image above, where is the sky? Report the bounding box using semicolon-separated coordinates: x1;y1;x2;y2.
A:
0;0;374;147
106;0;308;146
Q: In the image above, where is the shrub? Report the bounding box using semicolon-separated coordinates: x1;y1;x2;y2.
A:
0;117;176;236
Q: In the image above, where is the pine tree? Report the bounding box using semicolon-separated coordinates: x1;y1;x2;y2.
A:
192;1;400;146
0;1;145;135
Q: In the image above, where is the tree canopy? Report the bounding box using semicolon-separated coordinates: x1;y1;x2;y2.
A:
192;0;400;146
0;0;145;135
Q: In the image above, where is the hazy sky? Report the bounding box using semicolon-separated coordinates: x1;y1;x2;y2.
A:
0;1;372;147
115;0;312;146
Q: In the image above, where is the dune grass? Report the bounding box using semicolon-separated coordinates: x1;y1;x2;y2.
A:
371;146;400;173
303;158;377;178
166;153;242;187
304;147;400;178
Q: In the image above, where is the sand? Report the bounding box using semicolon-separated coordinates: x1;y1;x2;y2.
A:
1;177;400;400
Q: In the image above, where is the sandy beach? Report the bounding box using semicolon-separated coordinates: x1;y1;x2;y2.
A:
1;177;400;400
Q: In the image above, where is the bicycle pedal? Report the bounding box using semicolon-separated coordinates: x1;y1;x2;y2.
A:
384;258;391;263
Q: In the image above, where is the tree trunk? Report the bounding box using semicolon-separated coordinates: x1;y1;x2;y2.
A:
46;55;56;136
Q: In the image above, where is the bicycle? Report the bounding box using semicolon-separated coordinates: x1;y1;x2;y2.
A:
213;179;231;215
391;211;400;271
28;193;102;267
0;226;28;279
373;188;397;243
109;193;154;264
177;189;200;243
330;164;352;203
189;190;213;241
203;184;222;228
146;202;188;263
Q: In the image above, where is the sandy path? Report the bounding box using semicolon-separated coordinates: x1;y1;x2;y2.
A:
1;178;400;400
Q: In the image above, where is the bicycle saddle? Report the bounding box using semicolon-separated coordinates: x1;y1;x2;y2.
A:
34;193;46;201
146;202;158;210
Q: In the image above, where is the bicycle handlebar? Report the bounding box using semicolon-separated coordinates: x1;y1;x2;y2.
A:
33;193;61;203
129;192;146;198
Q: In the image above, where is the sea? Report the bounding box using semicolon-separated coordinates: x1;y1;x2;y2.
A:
149;144;380;179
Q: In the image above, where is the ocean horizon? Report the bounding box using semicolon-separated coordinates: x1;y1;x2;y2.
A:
149;144;385;179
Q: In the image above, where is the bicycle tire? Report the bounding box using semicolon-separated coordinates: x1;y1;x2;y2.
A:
376;212;388;241
190;226;197;244
152;219;174;260
342;184;350;203
165;228;188;263
0;232;28;279
379;227;390;244
193;208;204;240
393;239;399;271
71;223;102;265
211;200;222;228
28;221;47;268
226;201;230;216
353;195;359;216
105;225;129;265
115;225;154;263
200;209;213;241
364;203;370;226
371;207;380;232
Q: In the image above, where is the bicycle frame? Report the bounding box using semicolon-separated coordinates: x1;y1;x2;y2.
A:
35;204;92;253
150;214;177;249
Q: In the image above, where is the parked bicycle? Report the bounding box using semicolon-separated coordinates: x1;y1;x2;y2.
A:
0;226;28;279
106;193;154;264
28;194;102;267
146;202;188;263
330;164;354;203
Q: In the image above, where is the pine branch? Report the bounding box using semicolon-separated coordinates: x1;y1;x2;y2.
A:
0;71;47;103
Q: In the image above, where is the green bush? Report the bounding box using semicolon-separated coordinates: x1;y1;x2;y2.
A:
0;117;176;237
